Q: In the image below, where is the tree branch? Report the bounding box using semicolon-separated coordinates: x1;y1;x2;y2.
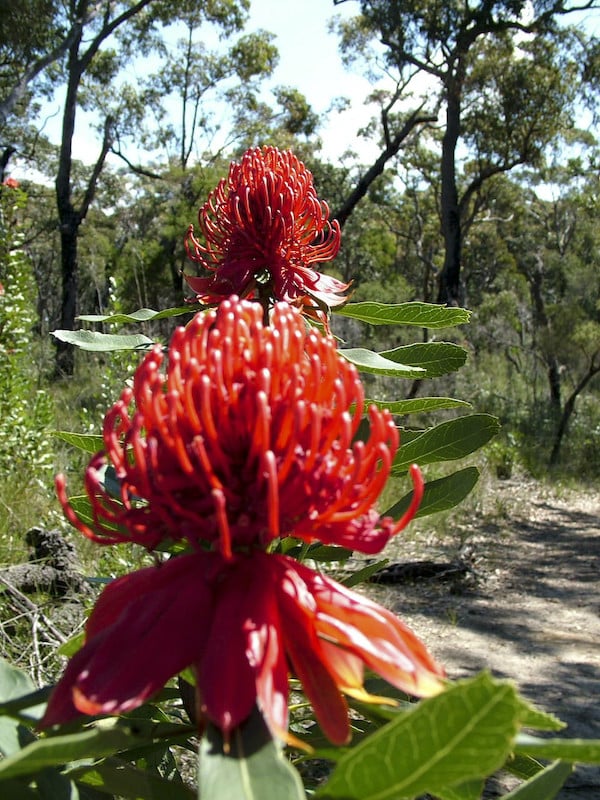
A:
333;109;437;228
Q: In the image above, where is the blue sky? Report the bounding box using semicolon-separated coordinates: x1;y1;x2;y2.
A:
38;0;381;169
33;1;600;172
244;0;381;162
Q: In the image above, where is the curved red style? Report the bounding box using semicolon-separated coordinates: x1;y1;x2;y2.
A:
184;146;350;325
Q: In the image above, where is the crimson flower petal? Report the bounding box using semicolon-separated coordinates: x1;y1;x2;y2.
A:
273;557;350;744
42;554;215;728
199;565;263;736
292;559;445;698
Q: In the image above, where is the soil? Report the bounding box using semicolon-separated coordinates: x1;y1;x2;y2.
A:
369;476;600;799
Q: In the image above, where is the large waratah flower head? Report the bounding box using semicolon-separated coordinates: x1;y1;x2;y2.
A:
184;146;350;324
46;297;444;746
56;297;423;556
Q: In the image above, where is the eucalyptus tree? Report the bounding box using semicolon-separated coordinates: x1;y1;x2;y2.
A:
508;168;600;464
332;0;600;305
0;0;280;374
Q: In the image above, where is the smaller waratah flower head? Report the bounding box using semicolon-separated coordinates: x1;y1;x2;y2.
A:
184;146;350;326
56;297;422;556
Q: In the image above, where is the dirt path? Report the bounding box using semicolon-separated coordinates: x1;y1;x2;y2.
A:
371;477;600;798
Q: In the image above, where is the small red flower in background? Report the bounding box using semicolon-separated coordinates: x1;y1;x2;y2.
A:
184;146;350;325
2;177;19;189
45;298;443;744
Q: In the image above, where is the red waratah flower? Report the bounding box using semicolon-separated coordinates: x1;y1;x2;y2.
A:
2;177;19;189
184;146;350;326
44;298;444;744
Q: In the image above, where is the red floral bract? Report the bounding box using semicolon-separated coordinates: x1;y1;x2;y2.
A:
45;298;444;744
42;550;443;745
184;146;350;324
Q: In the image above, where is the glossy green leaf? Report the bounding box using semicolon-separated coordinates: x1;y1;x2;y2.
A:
199;706;305;800
71;756;194;800
340;348;425;378
51;330;154;352
393;414;500;473
53;431;104;454
0;719;145;781
337;301;471;328
380;342;467;378
77;306;198;324
386;467;480;519
340;559;389;588
366;397;471;414
435;778;484;800
66;496;123;534
316;673;521;800
501;760;572;799
0;659;38;757
515;734;600;763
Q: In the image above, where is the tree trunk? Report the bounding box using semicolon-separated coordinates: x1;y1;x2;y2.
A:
528;253;562;417
549;355;600;465
53;22;82;376
55;215;80;375
333;110;436;229
437;84;462;306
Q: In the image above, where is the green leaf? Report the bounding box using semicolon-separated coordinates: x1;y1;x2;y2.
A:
285;543;353;563
198;706;305;800
0;659;39;756
366;397;471;415
380;342;467;378
386;467;480;519
435;778;484;800
77;306;198;324
516;698;565;732
71;756;195;800
340;559;389;588
66;496;123;535
53;432;104;454
0;687;51;725
336;302;471;328
0;658;35;705
340;348;425;378
51;330;154;352
316;673;522;800
0;719;145;781
515;734;600;763
57;631;86;659
500;760;573;799
393;414;500;473
504;753;546;781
